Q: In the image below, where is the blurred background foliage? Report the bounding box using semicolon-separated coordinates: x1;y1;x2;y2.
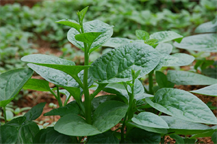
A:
0;0;216;73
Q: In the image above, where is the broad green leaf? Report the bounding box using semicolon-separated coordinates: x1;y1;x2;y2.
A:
167;70;217;85
126;128;161;143
34;127;78;144
170;134;184;144
56;19;81;32
160;53;195;66
155;43;173;55
27;64;79;88
156;71;174;88
146;88;217;124
136;30;149;40
67;20;113;53
21;54;75;65
103;38;134;48
6;110;13;121
149;31;183;43
1;117;39;144
191;84;217;96
64;87;81;103
132;112;168;129
87;130;119;144
190;130;216;139
212;131;217;143
77;6;88;23
174;34;217;52
89;42;160;83
195;18;217;33
161;116;212;135
202;67;217;78
127;122;168;134
91;95;117;110
44;101;80;117
23;79;50;91
24;102;46;121
0;68;33;107
54;100;128;136
75;32;103;45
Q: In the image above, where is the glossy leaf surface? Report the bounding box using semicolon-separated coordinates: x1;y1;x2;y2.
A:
132;112;168;129
24;102;46;121
54;101;128;136
155;43;173;55
44;101;80;117
136;30;149;40
0;68;33;107
191;84;217;96
23;79;50;91
161;116;212;135
75;32;103;45
103;37;133;48
167;70;217;85
67;20;113;52
89;42;160;83
156;71;174;88
174;34;217;52
150;31;183;43
146;88;217;124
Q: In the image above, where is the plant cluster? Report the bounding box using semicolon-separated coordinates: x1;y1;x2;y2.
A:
0;0;216;74
0;7;217;143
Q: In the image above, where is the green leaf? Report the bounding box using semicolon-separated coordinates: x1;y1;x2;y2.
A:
87;130;119;144
136;30;149;40
149;31;183;43
56;19;81;32
212;131;217;143
202;67;217;78
91;95;117;110
161;116;212;135
170;134;184;144
27;64;79;88
44;101;80;117
167;70;217;85
126;128;161;144
89;42;160;83
54;100;128;136
146;88;217;124
0;68;33;107
191;84;217;96
156;71;174;88
75;32;103;45
132;112;168;129
34;127;77;144
23;79;50;91
1;117;39;143
160;53;195;67
67;20;113;53
155;43;173;55
195;18;217;33
174;34;217;52
103;38;134;48
24;102;46;121
21;54;75;65
63;87;81;103
77;6;89;23
127;122;168;134
190;130;216;139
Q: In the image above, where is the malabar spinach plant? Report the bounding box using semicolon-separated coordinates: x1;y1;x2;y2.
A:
1;7;217;143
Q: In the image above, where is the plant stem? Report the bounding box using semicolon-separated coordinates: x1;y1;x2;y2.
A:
148;70;154;94
56;86;62;107
90;84;107;100
49;89;62;107
120;113;127;143
161;135;165;144
3;107;7;122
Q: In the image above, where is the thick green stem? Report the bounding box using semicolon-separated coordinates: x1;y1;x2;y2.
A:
3;107;7;122
148;70;154;94
90;84;107;100
120;114;127;143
